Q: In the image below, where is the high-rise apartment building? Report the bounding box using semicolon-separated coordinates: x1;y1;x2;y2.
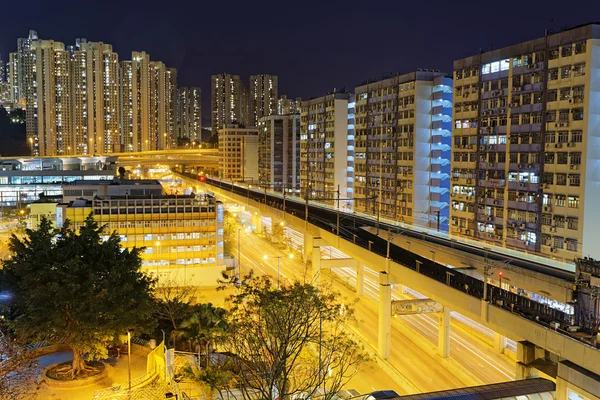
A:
71;41;120;155
13;30;38;108
277;95;301;115
120;52;176;152
29;40;72;156
451;23;600;260
258;114;301;190
353;72;453;230
177;87;202;142
165;68;178;149
218;124;259;181
8;53;19;104
249;74;278;126
211;74;244;131
300;92;354;208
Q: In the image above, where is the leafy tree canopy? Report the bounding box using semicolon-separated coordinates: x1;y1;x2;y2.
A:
0;215;156;376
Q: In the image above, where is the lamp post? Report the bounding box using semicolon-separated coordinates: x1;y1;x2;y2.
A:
237;229;241;280
127;329;134;393
263;254;294;289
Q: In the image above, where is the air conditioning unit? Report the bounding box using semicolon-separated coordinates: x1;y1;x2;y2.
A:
488;163;495;167
543;205;552;212
479;145;485;151
518;163;525;168
550;227;557;232
520;223;526;228
527;164;533;168
519;183;526;188
487;216;493;222
467;179;473;184
465;229;471;235
555;143;563;148
511;222;516;227
571;165;580;170
567;142;576;147
550;248;556;253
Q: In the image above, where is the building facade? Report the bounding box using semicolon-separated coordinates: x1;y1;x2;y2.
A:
71;41;120;155
258;114;300;190
119;52;176;152
249;74;278;126
353;71;453;230
211;74;245;131
299;92;354;208
451;23;600;260
55;181;225;286
29;39;72;157
177;87;202;143
218;124;258;182
0;156;116;207
277;95;301;115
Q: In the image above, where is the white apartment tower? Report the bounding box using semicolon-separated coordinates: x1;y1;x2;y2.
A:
353;72;453;230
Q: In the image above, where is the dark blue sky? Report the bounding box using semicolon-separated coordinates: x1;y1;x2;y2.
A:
1;0;598;123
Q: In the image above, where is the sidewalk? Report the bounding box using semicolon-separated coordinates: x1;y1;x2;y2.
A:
25;348;149;399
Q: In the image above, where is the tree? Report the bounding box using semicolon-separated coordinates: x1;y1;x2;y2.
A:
174;303;228;357
118;166;126;179
220;273;368;400
0;215;156;378
0;324;39;399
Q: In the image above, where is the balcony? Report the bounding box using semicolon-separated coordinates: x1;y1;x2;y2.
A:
508;163;540;173
507;181;539;191
507;201;539;213
479;179;506;189
478;162;506;171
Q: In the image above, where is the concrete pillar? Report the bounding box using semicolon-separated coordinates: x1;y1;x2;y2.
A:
356;262;365;296
312;245;321;287
252;211;262;234
303;233;314;264
438;306;451;358
516;362;539;379
378;271;392;360
493;332;506;354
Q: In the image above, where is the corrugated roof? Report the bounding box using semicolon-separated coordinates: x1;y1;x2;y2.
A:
390;379;555;400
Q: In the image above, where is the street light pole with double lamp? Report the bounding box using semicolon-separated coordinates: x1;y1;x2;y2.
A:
263;253;295;289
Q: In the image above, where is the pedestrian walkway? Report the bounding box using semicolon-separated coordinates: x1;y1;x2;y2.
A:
24;348;149;399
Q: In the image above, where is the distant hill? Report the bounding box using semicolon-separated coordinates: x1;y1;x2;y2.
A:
0;108;29;156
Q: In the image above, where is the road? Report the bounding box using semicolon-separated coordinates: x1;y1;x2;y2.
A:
230;226;517;394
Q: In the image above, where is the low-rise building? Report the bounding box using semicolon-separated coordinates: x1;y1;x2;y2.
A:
0;156;116;206
55;180;225;286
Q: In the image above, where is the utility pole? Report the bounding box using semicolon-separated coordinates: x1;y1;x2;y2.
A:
237;229;241;280
483;248;489;301
336;185;340;237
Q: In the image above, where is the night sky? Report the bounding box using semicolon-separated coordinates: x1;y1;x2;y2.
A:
1;0;598;124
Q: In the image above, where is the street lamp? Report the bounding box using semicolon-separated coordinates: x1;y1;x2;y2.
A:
127;329;134;393
263;253;294;289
